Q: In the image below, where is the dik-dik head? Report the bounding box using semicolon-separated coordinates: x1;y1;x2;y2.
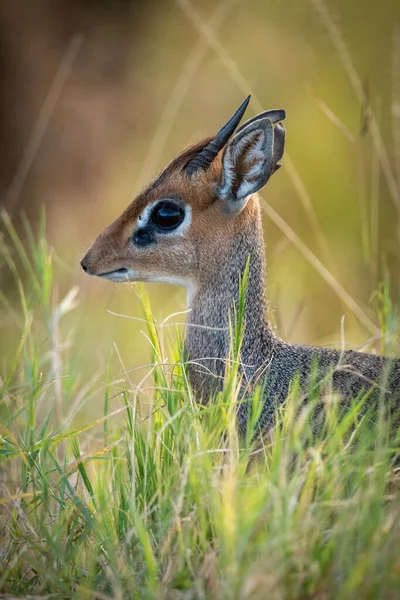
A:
81;96;285;294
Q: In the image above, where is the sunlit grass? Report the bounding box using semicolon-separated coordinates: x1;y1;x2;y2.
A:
1;216;400;599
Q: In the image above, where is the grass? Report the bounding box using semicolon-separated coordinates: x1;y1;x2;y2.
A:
1;215;400;599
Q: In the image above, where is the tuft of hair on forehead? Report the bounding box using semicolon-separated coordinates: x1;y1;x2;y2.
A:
158;137;215;181
120;137;225;222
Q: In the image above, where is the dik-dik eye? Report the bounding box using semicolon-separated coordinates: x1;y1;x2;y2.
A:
151;201;184;231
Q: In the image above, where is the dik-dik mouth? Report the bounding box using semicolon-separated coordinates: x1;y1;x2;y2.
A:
80;257;130;281
98;267;130;282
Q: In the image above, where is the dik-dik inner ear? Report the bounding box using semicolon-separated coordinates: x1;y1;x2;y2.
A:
217;118;285;213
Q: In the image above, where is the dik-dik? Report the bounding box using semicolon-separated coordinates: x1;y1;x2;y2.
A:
81;96;400;432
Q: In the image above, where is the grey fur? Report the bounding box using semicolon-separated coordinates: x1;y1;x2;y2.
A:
186;204;400;434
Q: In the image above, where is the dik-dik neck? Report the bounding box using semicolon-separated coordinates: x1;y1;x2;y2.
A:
186;202;275;400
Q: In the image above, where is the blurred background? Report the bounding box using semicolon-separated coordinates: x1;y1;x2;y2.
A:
1;0;400;397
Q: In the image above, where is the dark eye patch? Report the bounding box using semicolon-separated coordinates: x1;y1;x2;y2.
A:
133;228;153;246
151;201;184;231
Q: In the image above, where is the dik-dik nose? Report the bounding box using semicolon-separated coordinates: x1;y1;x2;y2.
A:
80;257;89;273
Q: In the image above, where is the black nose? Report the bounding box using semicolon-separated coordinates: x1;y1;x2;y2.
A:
80;259;89;273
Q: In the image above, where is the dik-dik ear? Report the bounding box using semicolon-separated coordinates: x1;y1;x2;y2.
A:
217;118;285;213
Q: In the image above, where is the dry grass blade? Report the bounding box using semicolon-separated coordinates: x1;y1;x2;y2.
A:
5;34;83;213
134;0;242;195
311;0;400;217
309;88;356;143
261;198;378;335
392;25;400;189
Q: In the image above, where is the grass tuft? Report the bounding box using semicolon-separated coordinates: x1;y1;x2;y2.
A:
1;220;400;599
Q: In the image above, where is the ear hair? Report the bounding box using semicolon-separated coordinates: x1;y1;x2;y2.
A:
272;123;285;170
217;117;285;213
235;108;286;134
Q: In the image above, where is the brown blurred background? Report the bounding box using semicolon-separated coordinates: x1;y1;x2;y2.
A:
1;0;400;385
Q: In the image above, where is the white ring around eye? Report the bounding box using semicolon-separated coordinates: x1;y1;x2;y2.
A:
136;199;192;238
